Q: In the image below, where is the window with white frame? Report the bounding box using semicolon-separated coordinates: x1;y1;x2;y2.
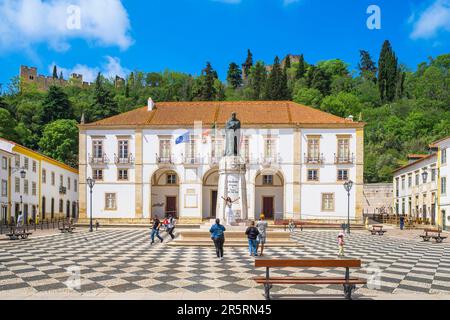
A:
93;169;103;181
1;157;7;170
51;172;55;186
442;177;447;195
24;179;29;195
431;168;437;182
93;140;103;159
24;157;29;170
337;169;349;181
307;169;319;181
167;174;177;185
118;169;128;181
442;149;447;165
186;138;197;160
337;138;350;162
264;137;277;159
42;169;47;184
401;177;405;190
74;180;78;192
105;193;117;210
263;175;274;185
408;175;412;188
118;140;129;159
307;138;320;160
322;193;335;211
67;177;71;190
241;137;249;161
15;155;20;168
32;182;36;196
1;180;7;197
15;177;20;193
415;173;420;186
159;139;172;160
32;161;36;173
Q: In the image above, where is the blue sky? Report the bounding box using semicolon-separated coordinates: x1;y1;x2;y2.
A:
0;0;449;89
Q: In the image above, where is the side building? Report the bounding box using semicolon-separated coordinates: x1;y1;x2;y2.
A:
78;100;365;224
0;138;79;224
430;137;450;230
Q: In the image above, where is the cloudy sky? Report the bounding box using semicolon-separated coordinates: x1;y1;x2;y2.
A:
0;0;449;87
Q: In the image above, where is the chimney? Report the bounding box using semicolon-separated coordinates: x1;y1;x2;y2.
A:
148;97;155;111
347;115;354;122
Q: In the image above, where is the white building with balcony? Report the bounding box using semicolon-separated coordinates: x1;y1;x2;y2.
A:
430;137;450;230
78;100;365;224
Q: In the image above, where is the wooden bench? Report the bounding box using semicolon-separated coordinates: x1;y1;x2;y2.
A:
6;228;33;240
420;229;447;243
370;225;387;236
253;259;366;300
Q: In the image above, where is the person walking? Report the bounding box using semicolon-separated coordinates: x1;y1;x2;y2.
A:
210;219;226;260
246;221;260;257
167;215;177;240
399;215;405;231
150;216;164;245
256;214;268;257
338;232;345;257
16;212;24;228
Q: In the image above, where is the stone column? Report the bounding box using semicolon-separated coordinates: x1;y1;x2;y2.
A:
355;127;365;222
78;130;87;219
135;129;144;219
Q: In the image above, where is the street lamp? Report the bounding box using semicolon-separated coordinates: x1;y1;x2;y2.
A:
344;180;354;234
86;177;95;232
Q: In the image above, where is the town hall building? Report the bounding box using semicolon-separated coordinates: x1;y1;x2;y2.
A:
78;100;365;224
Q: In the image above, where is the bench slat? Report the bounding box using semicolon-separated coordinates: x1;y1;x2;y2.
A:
254;279;367;285
255;259;362;268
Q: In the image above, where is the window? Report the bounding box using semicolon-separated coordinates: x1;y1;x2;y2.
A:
167;174;177;185
105;193;117;210
241;137;250;162
1;180;7;197
186;138;197;160
32;161;36;173
42;169;47;184
401;177;405;190
118;169;128;181
442;149;447;165
211;138;224;160
159;139;172;160
402;199;405;215
60;175;63;187
263;175;274;185
442;177;447;195
118;140;129;159
93;140;103;159
67;177;71;190
307;138;320;161
15;155;20;168
74;180;78;192
408;175;412;188
15;177;20;193
308;169;319;181
337;169;349;181
337;139;350;162
322;193;335;211
24;179;29;195
264;138;277;159
93;169;103;181
32;182;36;196
51;172;55;186
415;173;420;186
1;157;7;170
24;157;29;170
431;168;437;182
59;199;63;213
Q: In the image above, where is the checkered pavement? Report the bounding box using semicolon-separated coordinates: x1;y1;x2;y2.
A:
1;229;450;296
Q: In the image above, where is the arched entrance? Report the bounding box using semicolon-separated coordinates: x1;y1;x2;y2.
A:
151;169;180;219
202;169;219;219
255;169;284;221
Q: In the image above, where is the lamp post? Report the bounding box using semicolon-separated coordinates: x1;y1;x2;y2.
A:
343;180;354;234
86;178;95;232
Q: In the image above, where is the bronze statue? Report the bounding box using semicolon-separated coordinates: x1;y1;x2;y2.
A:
224;112;241;157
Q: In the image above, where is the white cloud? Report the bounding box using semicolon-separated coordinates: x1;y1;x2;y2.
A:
410;0;450;39
0;0;133;52
49;56;130;83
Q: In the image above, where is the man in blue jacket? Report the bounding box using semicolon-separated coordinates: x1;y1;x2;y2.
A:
210;219;226;261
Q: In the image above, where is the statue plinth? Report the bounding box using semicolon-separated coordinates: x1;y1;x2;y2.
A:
216;156;248;223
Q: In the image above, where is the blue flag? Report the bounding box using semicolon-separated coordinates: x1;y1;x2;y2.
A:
176;132;190;145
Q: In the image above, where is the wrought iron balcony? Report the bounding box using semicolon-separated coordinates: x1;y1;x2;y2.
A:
259;153;281;166
89;154;109;166
184;155;202;165
114;154;135;165
156;154;173;165
304;154;325;164
59;186;67;195
334;153;355;164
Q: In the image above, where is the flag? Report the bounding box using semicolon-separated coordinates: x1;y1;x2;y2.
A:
176;132;190;145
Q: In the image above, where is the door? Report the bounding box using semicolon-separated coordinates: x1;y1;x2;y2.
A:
24;204;28;224
443;210;447;231
66;201;70;219
166;196;177;218
431;204;436;226
51;198;55;219
211;191;218;218
263;197;274;220
42;197;46;220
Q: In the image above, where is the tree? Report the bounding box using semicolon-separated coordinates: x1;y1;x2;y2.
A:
265;56;290;100
226;62;243;89
88;73;119;122
378;40;399;102
248;61;267;100
284;55;291;70
59;71;64;80
39;86;74;125
0;108;18;141
293;87;323;108
242;49;253;79
38;120;79;167
308;67;332;96
52;65;58;79
296;54;306;79
320;92;362;118
358;50;377;82
195;62;217;101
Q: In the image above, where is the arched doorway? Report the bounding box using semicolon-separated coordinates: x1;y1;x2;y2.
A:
255;170;284;221
202;169;219;220
151;169;180;219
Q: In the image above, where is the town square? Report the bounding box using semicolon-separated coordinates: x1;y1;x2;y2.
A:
0;0;450;305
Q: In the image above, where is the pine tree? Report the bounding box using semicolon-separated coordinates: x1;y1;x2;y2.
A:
39;86;74;125
265;56;289;100
89;73;119;121
248;61;267;100
226;62;243;89
358;50;377;82
59;71;64;80
242;49;253;79
378;40;399;102
296;54;306;79
284;55;291;70
200;62;217;101
52;65;58;79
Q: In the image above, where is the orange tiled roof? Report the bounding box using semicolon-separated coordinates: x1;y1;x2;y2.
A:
407;154;428;159
83;101;364;127
393;153;436;174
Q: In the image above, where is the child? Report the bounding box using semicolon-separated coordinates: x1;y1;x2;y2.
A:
338;232;345;257
288;219;296;233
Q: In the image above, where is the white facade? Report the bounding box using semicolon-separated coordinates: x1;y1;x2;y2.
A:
81;126;362;222
433;137;450;230
0;148;13;223
0;138;79;223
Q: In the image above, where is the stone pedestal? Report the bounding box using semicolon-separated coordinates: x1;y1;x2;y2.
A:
216;156;248;223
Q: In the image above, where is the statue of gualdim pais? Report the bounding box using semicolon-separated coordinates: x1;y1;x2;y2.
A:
224;112;241;157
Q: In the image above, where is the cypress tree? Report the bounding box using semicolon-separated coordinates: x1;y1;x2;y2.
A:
52;66;58;79
358;50;377;82
242;49;253;79
265;56;289;100
89;73;119;121
200;62;217;101
249;61;267;100
296;54;306;79
284;55;291;70
378;40;399;102
59;71;64;80
226;62;243;89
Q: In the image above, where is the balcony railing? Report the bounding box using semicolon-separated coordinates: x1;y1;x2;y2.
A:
259;153;281;166
114;154;135;165
335;153;355;164
89;154;109;166
304;154;325;164
156;154;173;164
184;155;202;165
59;186;67;195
